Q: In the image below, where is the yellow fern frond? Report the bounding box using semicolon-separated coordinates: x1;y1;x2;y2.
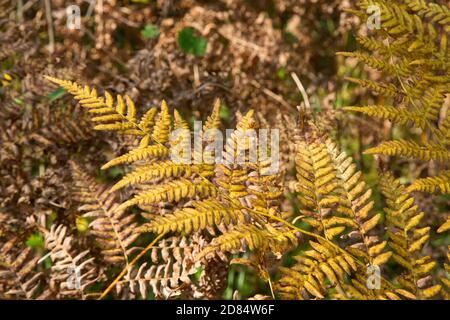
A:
342;1;450;199
380;172;441;299
151;100;171;144
101;145;169;170
141;199;245;234
443;246;450;299
365;139;450;162
138;107;158;131
337;51;411;76
408;171;450;194
326;139;391;266
216;109;259;200
293;137;341;239
117;179;218;211
199;224;297;260
343;106;427;129
110;162;214;192
338;273;416;300
343;77;398;97
293;134;390;267
216;167;249;199
437;216;450;233
276;239;357;300
173;110;189;130
45;76;147;136
203;98;221;131
406;0;450;28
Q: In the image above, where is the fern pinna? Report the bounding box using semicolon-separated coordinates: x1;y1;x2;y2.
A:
339;0;450;194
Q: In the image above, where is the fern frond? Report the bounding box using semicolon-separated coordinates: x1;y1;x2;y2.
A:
139;107;158;131
292;134;390;266
203;98;221;131
343;77;398;97
437;216;450;233
419;85;448;125
70;161;140;264
337;51;411;76
199;224;297;259
45;76;147;136
343;106;428;129
216;110;259;200
110;162;214;192
326;139;391;266
117;236;203;299
216;166;251;199
442;246;450;299
151;101;171;144
276;239;357;300
365;139;450;162
101;145;169;170
355;35;409;56
338;273;417;300
40;225;99;299
0;240;48;299
406;0;450;28
117;179;218;211
408;171;450;194
358;0;438;37
292;136;341;239
380;172;441;299
141;199;244;234
343;0;450;196
437;115;450;145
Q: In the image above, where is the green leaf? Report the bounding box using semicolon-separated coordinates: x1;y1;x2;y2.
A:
141;24;160;39
219;103;231;120
178;27;208;56
277;67;287;80
14;97;24;105
47;87;66;101
26;233;44;249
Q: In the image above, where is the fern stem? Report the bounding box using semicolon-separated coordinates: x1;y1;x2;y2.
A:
98;232;167;300
267;274;275;299
291;72;313;121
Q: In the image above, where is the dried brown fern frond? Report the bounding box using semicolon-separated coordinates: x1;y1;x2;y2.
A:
0;240;51;299
117;235;204;299
40;225;99;299
70;161;140;265
194;253;230;299
29;104;94;148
